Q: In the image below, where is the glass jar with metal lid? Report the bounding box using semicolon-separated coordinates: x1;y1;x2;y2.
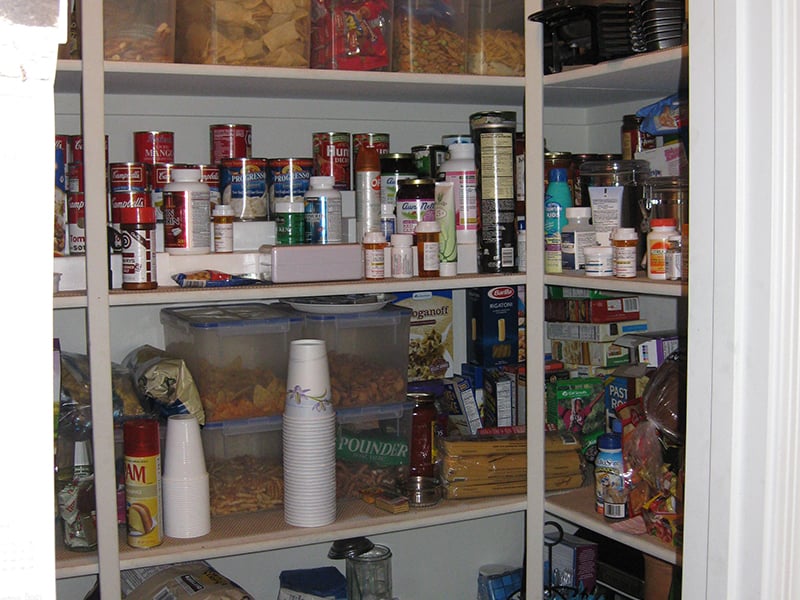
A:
395;177;436;235
380;153;417;209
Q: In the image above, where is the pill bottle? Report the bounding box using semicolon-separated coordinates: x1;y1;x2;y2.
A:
561;206;594;270
304;176;342;244
612;227;639;278
363;231;388;280
647;218;679;279
391;233;414;278
665;233;683;281
415;221;441;277
212;204;234;253
275;201;305;245
163;168;211;254
119;206;158;290
584;245;613;277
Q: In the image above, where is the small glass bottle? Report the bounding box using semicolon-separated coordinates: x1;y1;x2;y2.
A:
415;220;441;277
119;206;158;290
647;217;679;280
391;233;414;278
612;227;639;278
363;231;388;280
212;204;235;253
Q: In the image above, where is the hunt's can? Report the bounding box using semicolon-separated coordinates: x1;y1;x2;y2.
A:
210;124;252;164
313;131;351;190
268;157;314;214
110;162;149;192
133;130;175;164
219;157;269;220
352;132;390;180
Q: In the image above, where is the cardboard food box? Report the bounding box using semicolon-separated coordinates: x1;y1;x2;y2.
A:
467;286;520;367
483;369;514;428
544;531;599;592
613;331;681;368
545;295;641;323
550;339;630;367
441;375;483;436
545;377;605;453
394;291;454;381
546;319;648;343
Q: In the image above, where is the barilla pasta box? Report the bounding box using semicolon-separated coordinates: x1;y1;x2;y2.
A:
394;291;454;381
467;286;519;368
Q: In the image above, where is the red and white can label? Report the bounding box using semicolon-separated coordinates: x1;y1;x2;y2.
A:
68;161;84;193
110;162;148;192
210;124;252;165
68;134;108;166
134;131;175;164
111;190;150;230
121;229;157;285
197;164;221;211
313;132;350;190
352;132;390;178
67;192;86;255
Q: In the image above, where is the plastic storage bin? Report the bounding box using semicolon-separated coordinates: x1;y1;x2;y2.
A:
104;0;176;62
284;304;412;408
160;303;305;422
392;0;468;73
310;0;393;71
175;0;311;67
467;0;525;76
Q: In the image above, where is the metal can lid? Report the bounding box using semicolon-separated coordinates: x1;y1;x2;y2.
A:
408;392;435;405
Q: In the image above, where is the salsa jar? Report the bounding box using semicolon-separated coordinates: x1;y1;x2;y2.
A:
409;392;437;478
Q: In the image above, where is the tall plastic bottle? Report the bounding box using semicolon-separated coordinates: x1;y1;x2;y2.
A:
355;145;381;241
543;167;572;273
439;143;479;244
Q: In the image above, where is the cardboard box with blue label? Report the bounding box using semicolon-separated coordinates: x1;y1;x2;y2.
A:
467;286;520;368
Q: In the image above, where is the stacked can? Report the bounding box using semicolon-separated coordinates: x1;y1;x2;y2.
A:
65;134;109;255
219;157;269;220
269;157;314;214
109;163;151;254
134;131;175;221
55;135;69;256
210;124;252;165
197;164;221;213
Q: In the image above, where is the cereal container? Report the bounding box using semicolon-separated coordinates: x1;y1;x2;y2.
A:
392;0;468;74
311;0;393;71
104;0;176;62
175;0;311;67
467;0;525;76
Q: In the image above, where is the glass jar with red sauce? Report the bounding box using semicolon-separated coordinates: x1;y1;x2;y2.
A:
408;392;437;478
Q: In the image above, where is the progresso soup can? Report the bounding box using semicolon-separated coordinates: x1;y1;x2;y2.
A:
268;157;313;214
220;157;269;220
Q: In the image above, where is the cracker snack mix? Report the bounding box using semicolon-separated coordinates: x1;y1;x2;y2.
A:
176;0;311;67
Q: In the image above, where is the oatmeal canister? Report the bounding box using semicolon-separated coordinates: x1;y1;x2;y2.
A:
313;131;351;190
210;124;252;165
220;157;269;220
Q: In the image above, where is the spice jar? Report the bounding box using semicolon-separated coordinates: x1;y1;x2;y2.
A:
415;221;441;277
409;393;437;478
120;206;157;290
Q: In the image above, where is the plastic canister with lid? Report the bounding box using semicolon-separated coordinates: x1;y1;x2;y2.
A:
275;201;305;245
612;227;639;278
439;142;479;243
163;168;211;255
647;217;679;279
304;176;342;244
584;245;613;277
595;432;627;519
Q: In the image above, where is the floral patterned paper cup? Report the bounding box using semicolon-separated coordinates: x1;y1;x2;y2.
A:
284;339;334;418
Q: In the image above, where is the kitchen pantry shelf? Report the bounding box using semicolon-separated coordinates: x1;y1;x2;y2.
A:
544;272;686;297
53;273;527;309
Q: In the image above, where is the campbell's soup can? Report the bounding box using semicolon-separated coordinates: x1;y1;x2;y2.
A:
352;133;390;180
68;161;84;193
110;162;149;192
268;157;313;214
148;163;182;221
197;164;221;213
68;134;108;165
210;124;252;164
67;192;86;255
220;157;269;220
313;131;350;190
111;189;150;233
134;131;175;164
55;136;68;255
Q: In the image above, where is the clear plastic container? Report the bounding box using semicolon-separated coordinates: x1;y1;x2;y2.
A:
467;0;525;76
104;0;176;63
392;0;468;74
175;0;310;67
310;0;393;71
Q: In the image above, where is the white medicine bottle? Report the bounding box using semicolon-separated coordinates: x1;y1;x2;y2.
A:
561;207;594;270
163;168;211;255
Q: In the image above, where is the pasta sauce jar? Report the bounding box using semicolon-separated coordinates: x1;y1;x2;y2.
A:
409;392;437;478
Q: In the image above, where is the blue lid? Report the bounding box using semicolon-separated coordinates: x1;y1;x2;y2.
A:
550;168;568;183
597;432;621;451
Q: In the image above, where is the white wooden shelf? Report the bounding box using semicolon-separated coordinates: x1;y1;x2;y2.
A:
544;272;687;297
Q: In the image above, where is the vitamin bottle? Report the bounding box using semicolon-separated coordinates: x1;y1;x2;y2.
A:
355;145;381;241
595;432;627;519
612;227;639;278
363;231;388;280
585;245;613;277
647;217;679;279
544;167;573;274
163;168;211;254
415;220;441;277
391;233;414;278
212;204;234;253
119;206;158;290
275;201;304;245
124;418;163;548
561;207;594;271
304;176;342;244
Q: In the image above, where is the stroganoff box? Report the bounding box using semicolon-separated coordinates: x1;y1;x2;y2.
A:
394;291;454;381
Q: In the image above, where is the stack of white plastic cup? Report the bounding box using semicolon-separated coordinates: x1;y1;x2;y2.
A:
283;339;337;527
162;414;211;538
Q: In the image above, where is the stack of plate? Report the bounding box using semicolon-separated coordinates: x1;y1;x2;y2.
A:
641;0;686;51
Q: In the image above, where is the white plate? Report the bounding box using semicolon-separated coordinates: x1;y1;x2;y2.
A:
283;294;397;314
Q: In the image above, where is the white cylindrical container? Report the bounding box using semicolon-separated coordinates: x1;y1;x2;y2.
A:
647;218;679;279
391;233;414;278
439;142;479;244
212;204;234;253
561;207;594;270
163;168;211;255
611;227;639;278
304;176;342;244
584;245;613;277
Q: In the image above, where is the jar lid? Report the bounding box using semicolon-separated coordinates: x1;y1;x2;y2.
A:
584;245;612;257
328;537;374;560
549;168;568;183
612;227;639;241
171;168;202;182
415;220;441;233
651;218;677;228
212;204;234;217
598;432;622;451
566;207;591;219
391;233;413;246
362;231;386;244
447;143;474;158
398;177;435;187
274;201;303;213
408;392;435;405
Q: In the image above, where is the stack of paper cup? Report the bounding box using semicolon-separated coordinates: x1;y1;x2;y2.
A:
162;414;211;538
283;339;337;527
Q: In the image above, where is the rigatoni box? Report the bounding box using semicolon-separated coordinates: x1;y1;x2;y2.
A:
467;286;519;367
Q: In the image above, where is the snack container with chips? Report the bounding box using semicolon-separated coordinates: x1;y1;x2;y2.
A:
104;0;176;62
311;0;393;71
175;0;311;67
467;0;525;76
392;0;468;74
